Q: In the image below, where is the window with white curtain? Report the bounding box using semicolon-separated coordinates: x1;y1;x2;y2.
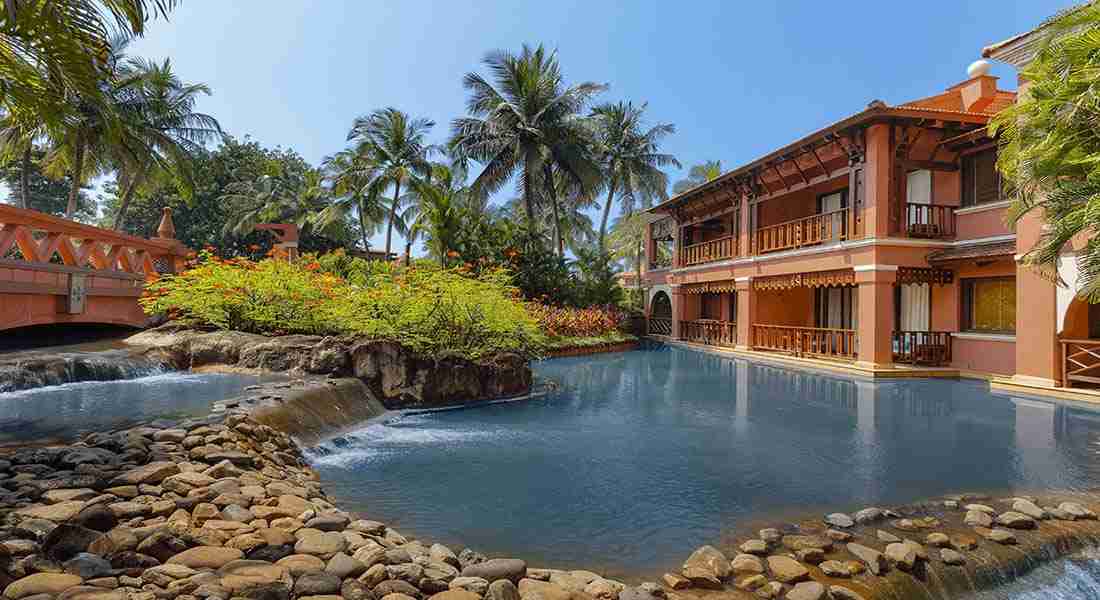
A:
906;170;932;225
898;283;931;331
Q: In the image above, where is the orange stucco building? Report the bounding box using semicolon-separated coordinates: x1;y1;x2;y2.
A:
639;13;1100;397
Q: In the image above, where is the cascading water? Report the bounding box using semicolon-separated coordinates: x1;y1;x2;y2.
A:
0;349;166;392
961;548;1100;599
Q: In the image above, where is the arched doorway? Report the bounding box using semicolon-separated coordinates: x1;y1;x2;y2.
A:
649;291;672;335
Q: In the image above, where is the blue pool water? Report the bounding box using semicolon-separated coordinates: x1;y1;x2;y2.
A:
309;344;1100;577
0;372;271;445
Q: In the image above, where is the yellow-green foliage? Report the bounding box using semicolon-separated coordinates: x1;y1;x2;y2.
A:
141;251;545;358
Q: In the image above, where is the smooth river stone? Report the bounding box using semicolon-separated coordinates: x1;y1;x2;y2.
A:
765;555;808;583
824;513;854;528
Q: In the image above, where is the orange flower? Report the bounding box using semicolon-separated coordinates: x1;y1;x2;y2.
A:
447;250;460;258
249;244;261;251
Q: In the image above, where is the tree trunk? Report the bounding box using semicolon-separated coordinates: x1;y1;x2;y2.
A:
597;175;618;252
18;145;30;210
65;142;85;219
522;149;537;230
544;164;563;258
635;236;644;310
357;198;371;251
405;240;413;266
112;168;144;231
384;179;401;257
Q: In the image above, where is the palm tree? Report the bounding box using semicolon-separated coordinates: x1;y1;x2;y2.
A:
110;57;223;230
590;101;678;251
0;111;46;209
0;1;177;130
404;164;467;268
607;211;650;307
317;149;387;251
672;160;723;194
449;44;605;247
344;108;435;257
221;165;329;238
41;35;134;219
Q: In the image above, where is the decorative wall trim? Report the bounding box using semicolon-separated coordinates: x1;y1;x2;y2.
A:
954;200;1011;216
853;264;898;272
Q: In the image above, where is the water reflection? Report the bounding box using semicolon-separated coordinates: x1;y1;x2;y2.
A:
310;344;1100;578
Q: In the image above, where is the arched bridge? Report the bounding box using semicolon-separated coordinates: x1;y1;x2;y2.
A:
0;205;189;333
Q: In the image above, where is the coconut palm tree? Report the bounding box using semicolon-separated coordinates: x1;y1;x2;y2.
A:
221;165;330;238
110;57;223;230
41;34;136;219
590;101;678;251
0;110;46;209
316;149;387;251
403;164;467;268
0;1;177;130
344;108;435;257
449;44;605;247
672;160;723;195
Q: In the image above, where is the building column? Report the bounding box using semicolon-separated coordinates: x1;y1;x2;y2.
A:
1013;212;1061;386
735;278;755;351
670;285;684;339
855;266;896;368
862;123;893;239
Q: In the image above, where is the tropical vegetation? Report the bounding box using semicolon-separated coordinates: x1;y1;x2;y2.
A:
2;6;692;343
991;3;1100;302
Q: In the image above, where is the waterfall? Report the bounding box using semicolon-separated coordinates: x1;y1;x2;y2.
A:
248;378;388;445
0;350;166;393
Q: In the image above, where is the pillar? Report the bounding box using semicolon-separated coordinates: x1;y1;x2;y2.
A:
735;278;755;351
1014;212;1060;386
670;285;684;339
862;123;893;239
855;266;896;367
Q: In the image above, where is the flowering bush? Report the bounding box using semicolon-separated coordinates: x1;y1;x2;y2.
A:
525;303;627;339
140;251;544;358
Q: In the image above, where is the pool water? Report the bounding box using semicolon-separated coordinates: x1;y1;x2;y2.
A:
308;344;1100;578
0;372;271;445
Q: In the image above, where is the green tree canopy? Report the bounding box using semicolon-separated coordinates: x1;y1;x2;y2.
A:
991;4;1100;301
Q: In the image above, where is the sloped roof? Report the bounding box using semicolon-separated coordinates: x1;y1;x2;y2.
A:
982;2;1095;62
927;240;1015;263
901;88;1016;115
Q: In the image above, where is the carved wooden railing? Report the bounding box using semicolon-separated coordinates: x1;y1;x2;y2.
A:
753;324;858;360
1062;339;1100;388
648;317;672;336
893;331;952;366
679;319;736;347
0;205;188;289
753;208;850;255
681;235;737;266
905;203;956;239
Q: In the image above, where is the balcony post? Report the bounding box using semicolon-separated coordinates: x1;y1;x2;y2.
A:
855;265;897;368
862;123;892;239
735;277;755;351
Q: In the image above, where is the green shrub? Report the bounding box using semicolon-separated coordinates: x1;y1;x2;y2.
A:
141;252;545;358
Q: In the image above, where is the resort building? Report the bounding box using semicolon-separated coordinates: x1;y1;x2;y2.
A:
640;30;1099;395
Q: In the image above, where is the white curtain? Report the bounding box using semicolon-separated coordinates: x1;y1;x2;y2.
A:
821;191;844;239
907;170;932;224
899;283;930;331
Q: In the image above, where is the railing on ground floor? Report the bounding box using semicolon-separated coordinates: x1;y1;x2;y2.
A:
679;319;736;347
681;235;737;266
1062;339;1100;388
753;208;850;254
893;331;952;366
752;324;858;360
648;317;672;336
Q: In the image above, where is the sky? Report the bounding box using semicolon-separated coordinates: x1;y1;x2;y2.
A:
117;0;1078;252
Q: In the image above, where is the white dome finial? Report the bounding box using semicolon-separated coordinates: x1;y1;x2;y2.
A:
968;59;992;79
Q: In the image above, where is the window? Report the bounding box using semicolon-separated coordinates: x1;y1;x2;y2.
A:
962;277;1016;333
961;148;1004;207
814;286;858;329
906;170;932;206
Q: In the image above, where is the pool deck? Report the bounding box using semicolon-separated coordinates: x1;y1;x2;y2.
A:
654;336;1100;406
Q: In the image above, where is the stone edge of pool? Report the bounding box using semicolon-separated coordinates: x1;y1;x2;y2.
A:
0;365;1099;600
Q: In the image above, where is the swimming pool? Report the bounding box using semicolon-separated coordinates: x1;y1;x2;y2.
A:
308;344;1100;578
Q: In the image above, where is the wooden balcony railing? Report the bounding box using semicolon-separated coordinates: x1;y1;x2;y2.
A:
681;235;737;266
753;208;850;255
893;331;952;366
680;319;736;347
753;324;858;360
905;203;956;239
648;317;672;336
1062;339;1100;388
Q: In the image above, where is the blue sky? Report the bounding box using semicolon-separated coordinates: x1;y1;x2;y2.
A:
124;0;1075;252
